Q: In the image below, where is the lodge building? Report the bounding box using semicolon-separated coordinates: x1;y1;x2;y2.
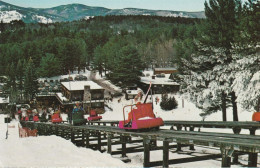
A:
153;68;178;75
56;81;105;114
36;81;105;114
140;68;180;94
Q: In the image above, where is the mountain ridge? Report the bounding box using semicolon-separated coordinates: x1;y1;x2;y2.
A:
0;1;205;23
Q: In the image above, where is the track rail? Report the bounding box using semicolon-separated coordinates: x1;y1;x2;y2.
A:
88;120;260;134
20;121;260;167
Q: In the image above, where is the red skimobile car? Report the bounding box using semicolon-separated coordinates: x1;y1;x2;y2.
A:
252;99;260;121
119;83;164;130
51;113;62;123
87;110;102;121
119;102;164;130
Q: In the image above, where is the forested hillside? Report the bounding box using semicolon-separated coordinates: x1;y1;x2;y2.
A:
0;0;259;118
0;0;205;23
0;15;198;83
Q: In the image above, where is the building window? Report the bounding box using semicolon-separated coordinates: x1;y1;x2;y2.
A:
92;102;103;108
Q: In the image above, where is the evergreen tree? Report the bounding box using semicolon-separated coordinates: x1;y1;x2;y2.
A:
16;59;24;101
93;45;105;77
8;62;16;89
110;45;144;87
24;58;38;101
232;0;260;111
180;0;242;121
160;93;178;110
204;0;242;121
38;53;61;77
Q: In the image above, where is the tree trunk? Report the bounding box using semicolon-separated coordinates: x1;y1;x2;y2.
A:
99;65;102;78
222;92;227;121
231;91;238;121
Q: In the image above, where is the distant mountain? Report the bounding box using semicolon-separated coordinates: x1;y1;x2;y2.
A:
0;1;205;23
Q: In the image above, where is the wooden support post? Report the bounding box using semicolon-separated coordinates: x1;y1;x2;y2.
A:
81;129;85;146
71;129;75;143
37;125;41;135
55;126;58;136
107;134;112;154
43;126;47;135
127;136;132;142
85;131;90;148
248;128;257;167
97;132;102;152
232;127;241;164
177;125;182;151
49;125;53;135
189;127;195;150
221;147;232;168
176;125;182;151
250;128;256;135
232;153;239;164
248;153;258;167
163;141;169;168
151;139;157;147
121;136;127;157
232;127;241;134
61;128;64;138
46;126;50;135
143;138;150;167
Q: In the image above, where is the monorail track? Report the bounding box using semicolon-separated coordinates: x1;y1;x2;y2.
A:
20;121;260;167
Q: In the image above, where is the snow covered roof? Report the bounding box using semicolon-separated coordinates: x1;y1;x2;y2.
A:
0;96;9;104
141;70;179;85
56;92;69;102
141;74;179;85
126;89;142;95
61;81;103;91
154;68;177;71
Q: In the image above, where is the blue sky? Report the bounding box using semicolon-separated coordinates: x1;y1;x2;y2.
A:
4;0;206;11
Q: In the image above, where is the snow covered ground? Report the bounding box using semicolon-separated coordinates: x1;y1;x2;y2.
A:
0;70;258;167
0;115;127;167
1;94;257;167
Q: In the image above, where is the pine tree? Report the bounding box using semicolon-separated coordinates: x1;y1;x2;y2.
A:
110;45;144;87
16;59;24;101
231;0;260;111
38;53;61;77
180;0;242;121
160;93;178;110
93;45;105;77
8;62;16;90
24;58;38;101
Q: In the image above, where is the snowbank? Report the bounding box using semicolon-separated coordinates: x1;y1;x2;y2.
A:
0;115;127;167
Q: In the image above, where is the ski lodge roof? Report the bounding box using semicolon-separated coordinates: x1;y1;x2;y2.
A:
140;77;180;85
154;68;177;71
141;70;179;85
61;81;103;91
0;96;9;104
153;67;178;75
